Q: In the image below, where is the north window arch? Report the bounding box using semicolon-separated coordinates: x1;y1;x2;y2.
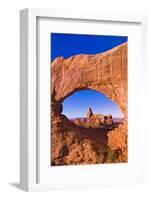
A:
51;34;128;166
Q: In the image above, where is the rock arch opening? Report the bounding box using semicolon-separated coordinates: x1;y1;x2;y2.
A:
62;89;124;130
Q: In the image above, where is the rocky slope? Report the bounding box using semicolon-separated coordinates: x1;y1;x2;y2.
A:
51;114;127;165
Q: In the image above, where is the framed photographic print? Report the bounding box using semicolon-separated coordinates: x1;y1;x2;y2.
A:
20;8;147;191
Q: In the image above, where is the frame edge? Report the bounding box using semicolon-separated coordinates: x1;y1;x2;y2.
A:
20;8;29;191
20;8;148;192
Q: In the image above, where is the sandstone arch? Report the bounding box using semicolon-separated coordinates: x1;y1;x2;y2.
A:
51;42;127;117
51;42;128;166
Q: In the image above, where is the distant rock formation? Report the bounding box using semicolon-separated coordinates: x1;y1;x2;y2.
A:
87;107;94;119
90;113;113;126
85;107;113;128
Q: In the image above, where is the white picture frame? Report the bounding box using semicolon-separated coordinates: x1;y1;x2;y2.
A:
20;8;147;192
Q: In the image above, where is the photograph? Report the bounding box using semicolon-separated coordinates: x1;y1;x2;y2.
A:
51;33;128;166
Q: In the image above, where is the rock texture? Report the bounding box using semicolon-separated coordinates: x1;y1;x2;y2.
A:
51;115;108;165
90;113;113;126
52;42;127;117
73;108;114;128
51;42;128;166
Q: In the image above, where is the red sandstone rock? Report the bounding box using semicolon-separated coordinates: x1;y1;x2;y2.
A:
107;123;127;151
87;107;94;119
51;43;128;166
52;42;127;117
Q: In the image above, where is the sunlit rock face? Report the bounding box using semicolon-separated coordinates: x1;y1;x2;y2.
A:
87;107;94;119
72;108;114;128
51;43;128;166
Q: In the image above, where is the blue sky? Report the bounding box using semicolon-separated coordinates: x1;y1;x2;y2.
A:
51;33;127;61
51;33;127;118
62;90;123;118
